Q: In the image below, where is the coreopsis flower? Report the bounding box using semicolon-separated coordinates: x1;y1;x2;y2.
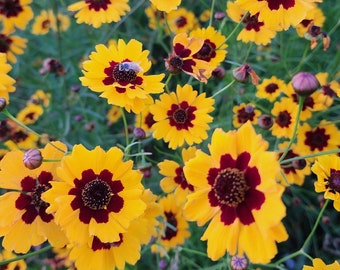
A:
183;121;288;263
166;8;198;34
68;189;161;270
0;53;15;102
256;76;286;102
190;26;228;71
165;33;214;83
16;103;44;125
199;9;211;22
150;0;181;13
232;103;261;128
0;142;68;253
0;0;33;32
316;72;340;107
0;249;26;269
150;84;214;149
277;142;311;186
4;120;39;150
42;144;146;245
134;104;155;135
303;258;340;269
295;4;325;37
270;98;297;139
296;121;339;156
152;194;190;256
67;0;130;28
227;2;277;46
236;0;322;31
55;13;71;32
159;147;196;205
31;10;57;35
145;5;165;30
0;30;27;63
28;89;51;107
80;40;165;114
312;155;340;211
106;105;122;125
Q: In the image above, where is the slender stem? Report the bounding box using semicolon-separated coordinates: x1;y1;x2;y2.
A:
165;74;173;93
178;247;208;258
120;108;130;150
225;12;249;43
278;96;305;162
0;245;52;266
212;80;236;98
280;148;340;164
209;0;216;27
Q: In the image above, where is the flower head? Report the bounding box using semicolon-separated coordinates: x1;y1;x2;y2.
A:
256;76;286;102
31;10;57;35
0;53;15;102
0;0;33;32
150;84;214;149
0;30;27;63
232;103;261;128
81;40;164;113
165;8;198;34
183;121;288;263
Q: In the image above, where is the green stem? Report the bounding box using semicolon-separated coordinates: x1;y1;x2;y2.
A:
209;0;216;27
225;12;249;43
278;96;305;162
280;148;340;164
165;74;173;93
120;108;130;151
212;80;236;98
0;245;52;266
178;247;208;258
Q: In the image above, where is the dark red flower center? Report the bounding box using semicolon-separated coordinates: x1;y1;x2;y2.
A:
174;166;194;191
193;40;216;62
91;234;123;251
11;130;28;143
265;83;279;93
86;0;111;11
304;127;330;151
162;211;178;240
0;34;12;53
167;101;196;130
322;84;336;97
175;16;187;28
237;106;255;124
0;0;23;18
300;19;312;28
42;19;51;29
275;110;292;128
207;152;265;225
144;112;155;129
242;13;264;32
0;120;11;141
326;170;340;194
279;150;298;174
169;56;183;69
263;0;295;10
69;169;124;224
15;171;54;224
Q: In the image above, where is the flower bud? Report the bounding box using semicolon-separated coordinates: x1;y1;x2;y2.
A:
291;72;319;96
138;162;152;178
214;11;225;20
230;255;248;270
0;98;7;111
23;148;43;170
232;63;260;85
257;114;273;130
133;127;146;140
292;159;307;170
212;66;225;79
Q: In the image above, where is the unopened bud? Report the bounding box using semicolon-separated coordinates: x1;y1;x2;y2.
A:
214;11;225;20
138;162;152;178
212;66;225;79
258;114;273;130
291;72;319;97
0;98;7;111
133;127;146;140
232;63;260;85
23;148;43;170
292;159;307;170
230;255;248;270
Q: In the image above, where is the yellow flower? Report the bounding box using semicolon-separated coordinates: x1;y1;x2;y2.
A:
134;104;155;135
295;4;325;37
145;5;166;30
106;105;122;125
159;147;197;205
0;53;16;103
16;103;44;125
227;2;277;46
0;249;26;269
0;142;68;253
312;155;340;211
0;0;33;32
316;72;340;107
256;76;286;102
28;89;51;107
55;13;71;32
31;10;57;35
166;8;198;34
42;144;146;245
150;84;214;149
232;103;261;128
68;0;130;28
80;39;165;114
303;258;340;269
4;120;39;150
183;122;288;263
0;30;27;63
150;0;181;13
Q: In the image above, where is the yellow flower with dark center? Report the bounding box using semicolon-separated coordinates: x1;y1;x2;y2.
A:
295;4;325;37
16;103;44;125
0;249;26;269
0;53;15;102
134;104;155;135
80;39;165;114
150;84;214;149
0;0;33;32
106;105;122;125
190;26;228;71
159;147;197;205
0;30;27;63
236;0;322;31
270;98;297;139
256;76;286;102
42;144;146;245
28;89;51;107
183;121;288;263
145;5;166;30
303;258;340;269
152;194;190;256
166;8;198;34
0;142;68;253
150;0;181;13
55;13;71;32
68;0;130;28
312;155;340;211
232;103;261;128
31;10;56;35
316;72;340;107
227;2;277;46
296;121;339;156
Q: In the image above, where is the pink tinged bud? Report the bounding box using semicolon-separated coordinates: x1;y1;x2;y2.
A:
133;127;146;140
212;66;226;79
291;72;320;96
232;63;260;85
23;148;43;170
258;114;273;130
214;11;225;20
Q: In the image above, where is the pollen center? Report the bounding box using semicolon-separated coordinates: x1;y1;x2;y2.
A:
169;56;183;69
0;0;23;17
329;171;340;193
276;111;291;127
168;101;196;130
32;184;50;208
162;211;178;240
213;168;249;207
82;178;112;210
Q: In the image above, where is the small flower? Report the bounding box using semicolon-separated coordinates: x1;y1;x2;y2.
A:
0;0;33;32
291;72;320;96
316;72;340;107
303;258;340;269
0;31;27;63
106;106;122;125
31;10;57;35
256;76;286;102
232;103;261;128
16;103;44;125
257;114;274;130
232;63;260;85
166;8;198;34
23;148;43;170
